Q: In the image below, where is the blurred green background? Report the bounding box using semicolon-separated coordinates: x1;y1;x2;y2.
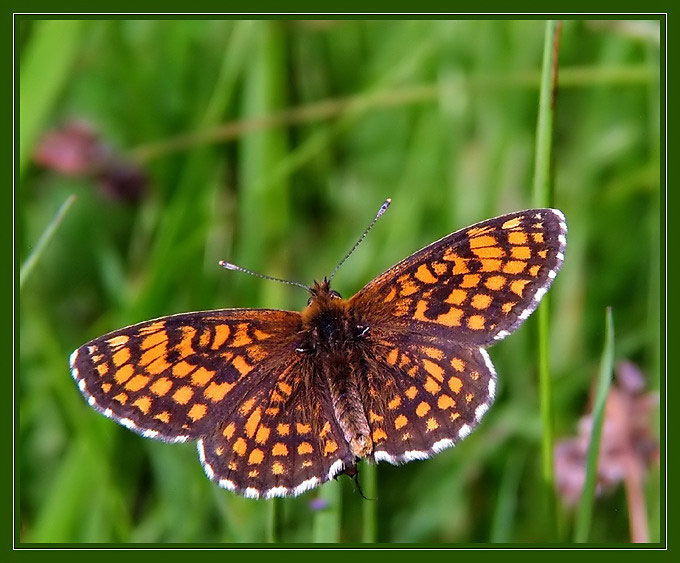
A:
18;19;661;544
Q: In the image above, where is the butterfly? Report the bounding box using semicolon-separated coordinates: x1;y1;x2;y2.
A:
70;202;567;499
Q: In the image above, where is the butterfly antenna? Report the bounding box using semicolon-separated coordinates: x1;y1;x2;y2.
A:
218;260;310;291
329;198;391;282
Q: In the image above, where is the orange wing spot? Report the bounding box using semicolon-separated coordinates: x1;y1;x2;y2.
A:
467;225;494;237
101;382;112;393
106;335;129;348
437;394;456;410
422;359;444;382
529;264;541;277
155;411;170;423
448;376;463;393
452;257;469;275
426;417;439;431
296;423;311;435
211;324;231;349
112;347;131;367
228;461;238;471
248;469;259;478
383;285;397;302
386;348;399;366
465;392;474;403
91;354;103;363
132;395;151;414
141;330;167;351
140;344;165;368
436;307;463;327
415;263;438;284
502;301;517;313
538;249;548;258
298;442;314;455
399;279;420;296
480;259;503;273
432;261;448;275
451;358;465;372
204;381;234;402
467;315;485;330
247;345;268;361
253;328;272;340
191;366;215;387
485;275;506;290
272;462;285;475
215;446;224;456
461;274;481;288
232;355;253;377
407;365;418;376
255;426;271;445
114;364;135;385
401;432;412;441
473;245;505;259
508;230;528;244
113;392;128;405
172;361;195;378
273;442;288;456
320;421;331;437
399;354;412;367
276;423;290;436
502;217;522;230
302;460;313;468
198;329;211;348
248;448;264;465
265;406;280;416
233;437;247;456
423;346;444;360
395;414;408;429
446;288;467;305
150;377;173;397
372;428;388;442
532;232;545;243
511;279;531;297
450;412;461;421
388;395;401;410
139;321;165;335
277;381;293;397
231;324;252;347
223;422;236;439
239;396;257;416
125;374;150;392
532;222;544;229
187;403;207;422
413;300;429;322
245;407;262;438
405;386;418;400
424;377;441;395
324;440;338;455
471;293;492;309
145;356;171;376
416;401;431;417
393;300;410;317
471;370;480;381
469;235;497;249
511;246;531;259
369;410;384;423
503;261;526;274
172;385;194;405
96;363;110;377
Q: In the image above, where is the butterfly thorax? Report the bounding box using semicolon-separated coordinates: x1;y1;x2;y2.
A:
299;279;373;459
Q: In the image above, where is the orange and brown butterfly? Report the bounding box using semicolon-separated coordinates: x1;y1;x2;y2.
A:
70;201;567;499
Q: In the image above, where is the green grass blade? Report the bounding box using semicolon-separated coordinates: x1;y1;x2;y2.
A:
361;462;377;542
532;20;561;539
574;307;615;543
19;194;76;291
313;480;342;543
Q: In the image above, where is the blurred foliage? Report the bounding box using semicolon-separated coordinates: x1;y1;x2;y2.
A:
18;19;661;544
